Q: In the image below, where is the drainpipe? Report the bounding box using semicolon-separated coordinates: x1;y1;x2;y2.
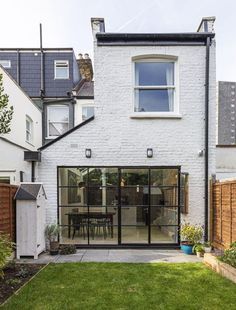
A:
17;49;20;84
40;23;44;98
31;161;35;182
204;36;210;242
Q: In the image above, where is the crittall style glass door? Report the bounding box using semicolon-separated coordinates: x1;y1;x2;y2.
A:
58;167;180;246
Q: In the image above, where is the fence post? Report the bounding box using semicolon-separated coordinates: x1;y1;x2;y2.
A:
209;178;214;243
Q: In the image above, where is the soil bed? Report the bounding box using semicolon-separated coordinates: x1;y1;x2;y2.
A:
0;263;44;305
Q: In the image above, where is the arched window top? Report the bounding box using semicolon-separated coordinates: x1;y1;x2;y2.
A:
133;55;179;115
132;54;178;62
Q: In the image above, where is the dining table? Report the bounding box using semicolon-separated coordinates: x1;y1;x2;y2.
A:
66;211;116;238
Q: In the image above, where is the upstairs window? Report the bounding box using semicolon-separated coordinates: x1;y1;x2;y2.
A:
0;60;11;68
54;60;69;79
47;105;69;138
26;116;33;144
82;106;94;121
134;59;176;113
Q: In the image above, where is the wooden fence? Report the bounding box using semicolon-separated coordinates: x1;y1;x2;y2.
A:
0;184;18;241
210;180;236;249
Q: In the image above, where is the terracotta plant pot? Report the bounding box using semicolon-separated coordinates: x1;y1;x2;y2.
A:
196;251;204;258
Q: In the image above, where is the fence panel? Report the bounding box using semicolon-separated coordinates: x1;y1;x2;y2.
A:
0;184;18;241
211;180;236;249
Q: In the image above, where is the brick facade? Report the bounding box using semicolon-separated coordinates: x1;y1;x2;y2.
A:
39;35;216;229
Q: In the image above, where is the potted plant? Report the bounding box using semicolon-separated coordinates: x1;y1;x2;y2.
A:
180;223;203;255
204;242;212;253
45;224;60;255
193;243;205;257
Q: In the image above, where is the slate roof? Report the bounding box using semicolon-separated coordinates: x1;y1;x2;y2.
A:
15;183;43;200
73;79;94;98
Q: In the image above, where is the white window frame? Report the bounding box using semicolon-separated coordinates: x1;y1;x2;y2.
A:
54;60;69;79
0;60;11;68
131;55;180;119
82;106;95;121
46;105;69;139
26;115;33;144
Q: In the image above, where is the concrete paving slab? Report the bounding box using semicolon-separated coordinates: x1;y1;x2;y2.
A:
16;249;202;264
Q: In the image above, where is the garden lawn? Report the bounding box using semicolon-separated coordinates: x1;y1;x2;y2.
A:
2;262;236;310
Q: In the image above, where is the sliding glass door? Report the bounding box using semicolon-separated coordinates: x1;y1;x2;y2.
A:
58;166;180;246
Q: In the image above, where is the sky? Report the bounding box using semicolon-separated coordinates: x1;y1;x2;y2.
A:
0;0;235;81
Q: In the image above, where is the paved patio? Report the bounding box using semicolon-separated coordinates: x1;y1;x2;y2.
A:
17;249;202;264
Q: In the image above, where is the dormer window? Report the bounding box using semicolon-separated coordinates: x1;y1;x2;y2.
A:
54;60;69;79
0;60;11;68
133;56;179;117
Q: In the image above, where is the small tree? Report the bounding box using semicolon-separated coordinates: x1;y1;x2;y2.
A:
0;73;13;134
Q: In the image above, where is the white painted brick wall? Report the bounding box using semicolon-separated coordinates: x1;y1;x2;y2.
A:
39;40;216;228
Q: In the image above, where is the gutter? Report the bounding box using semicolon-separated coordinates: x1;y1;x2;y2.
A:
204;36;211;242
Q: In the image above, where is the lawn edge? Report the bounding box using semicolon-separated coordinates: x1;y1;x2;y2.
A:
0;263;50;308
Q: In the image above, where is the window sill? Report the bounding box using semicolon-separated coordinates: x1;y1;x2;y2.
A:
45;136;58;140
130;112;182;119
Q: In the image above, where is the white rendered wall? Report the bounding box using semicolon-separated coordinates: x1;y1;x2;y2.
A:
0;67;42;150
39;41;216;228
74;99;94;125
0;139;40;184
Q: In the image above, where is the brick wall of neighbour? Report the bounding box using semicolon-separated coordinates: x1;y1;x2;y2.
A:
0;184;18;241
39;41;216;230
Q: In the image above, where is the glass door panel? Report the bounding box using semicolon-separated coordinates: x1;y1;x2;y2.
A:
120;168;149;244
88;168;118;245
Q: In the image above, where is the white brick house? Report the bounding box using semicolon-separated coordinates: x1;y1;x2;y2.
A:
38;17;216;248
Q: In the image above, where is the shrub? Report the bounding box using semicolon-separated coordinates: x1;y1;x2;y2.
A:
192;243;205;254
59;245;76;255
0;232;14;278
219;242;236;268
45;224;60;243
180;223;203;245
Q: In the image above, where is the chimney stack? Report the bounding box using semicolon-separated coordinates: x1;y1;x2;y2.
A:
91;17;105;39
197;16;216;33
77;54;93;81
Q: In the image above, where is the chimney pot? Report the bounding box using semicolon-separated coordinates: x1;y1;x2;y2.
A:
91;17;105;39
197;16;216;33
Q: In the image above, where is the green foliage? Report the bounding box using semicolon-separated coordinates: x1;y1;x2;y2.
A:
44;224;59;243
16;267;30;278
6;278;21;287
180;223;203;245
0;73;14;134
59;244;76;255
219;242;236;268
192;243;205;254
0;232;14;278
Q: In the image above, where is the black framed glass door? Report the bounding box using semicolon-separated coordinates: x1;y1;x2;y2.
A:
58;166;180;246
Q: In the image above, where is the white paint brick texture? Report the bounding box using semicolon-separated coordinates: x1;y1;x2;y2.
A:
39;41;216;228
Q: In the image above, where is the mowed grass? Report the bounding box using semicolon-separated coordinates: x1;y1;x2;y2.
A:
2;263;236;310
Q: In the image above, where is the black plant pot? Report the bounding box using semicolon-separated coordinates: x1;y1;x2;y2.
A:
50;249;59;255
50;241;59;255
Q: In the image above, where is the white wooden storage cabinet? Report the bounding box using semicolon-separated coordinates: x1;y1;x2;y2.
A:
15;183;46;259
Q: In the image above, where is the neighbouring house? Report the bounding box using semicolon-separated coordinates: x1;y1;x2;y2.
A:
0;49;94;145
0;65;42;184
38;16;216;248
73;54;94;124
216;81;236;179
